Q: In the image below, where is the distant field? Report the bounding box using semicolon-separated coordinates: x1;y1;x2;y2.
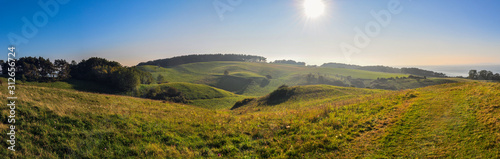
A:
137;61;408;96
2;79;499;158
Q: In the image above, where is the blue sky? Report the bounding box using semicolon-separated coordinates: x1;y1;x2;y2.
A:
1;0;499;66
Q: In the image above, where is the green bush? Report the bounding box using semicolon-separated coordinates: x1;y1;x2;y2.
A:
142;85;187;103
231;98;255;110
264;85;295;105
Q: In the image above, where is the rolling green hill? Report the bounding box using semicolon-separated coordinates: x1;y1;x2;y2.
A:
2;79;499;158
137;61;410;96
14;78;247;110
134;82;247;109
137;82;236;100
231;85;386;111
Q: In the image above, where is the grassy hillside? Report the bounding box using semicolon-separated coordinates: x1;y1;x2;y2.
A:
2;79;499;158
231;85;386;111
137;61;408;96
231;81;500;158
134;82;247;109
137;82;235;100
15;79;246;110
20;79;119;94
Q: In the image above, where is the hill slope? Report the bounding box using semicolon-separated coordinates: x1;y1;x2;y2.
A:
137;61;408;96
2;81;499;158
135;82;247;109
231;85;385;111
230;81;500;158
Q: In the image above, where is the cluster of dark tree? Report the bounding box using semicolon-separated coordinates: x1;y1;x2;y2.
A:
0;56;156;91
468;70;500;80
401;68;446;77
321;62;447;77
271;60;306;66
321;62;363;69
359;66;400;73
376;75;426;81
1;57;70;82
137;54;267;68
70;57;154;91
136;85;187;103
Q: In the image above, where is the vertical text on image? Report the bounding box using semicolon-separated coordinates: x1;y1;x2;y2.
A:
6;46;17;151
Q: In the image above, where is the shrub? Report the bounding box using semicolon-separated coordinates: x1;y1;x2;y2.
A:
231;98;256;110
143;86;187;103
264;85;295;105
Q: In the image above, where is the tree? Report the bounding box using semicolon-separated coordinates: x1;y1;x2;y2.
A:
271;59;306;66
16;57;45;81
112;67;140;91
54;59;70;80
1;60;8;75
131;67;154;84
486;71;494;80
38;57;55;80
479;70;489;80
402;67;446;77
306;73;315;84
70;57;145;91
137;54;267;67
318;75;325;84
468;70;478;79
70;57;121;80
494;73;500;81
157;74;165;84
0;60;4;74
18;60;38;81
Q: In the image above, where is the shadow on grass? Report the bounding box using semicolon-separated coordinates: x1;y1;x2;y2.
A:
262;86;295;106
214;75;252;94
65;79;122;94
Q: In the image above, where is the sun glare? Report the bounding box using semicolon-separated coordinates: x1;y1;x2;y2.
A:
303;0;325;18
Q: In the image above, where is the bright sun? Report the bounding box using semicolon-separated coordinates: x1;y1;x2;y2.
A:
303;0;325;18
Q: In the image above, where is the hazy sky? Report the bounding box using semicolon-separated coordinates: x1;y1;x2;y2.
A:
1;0;499;66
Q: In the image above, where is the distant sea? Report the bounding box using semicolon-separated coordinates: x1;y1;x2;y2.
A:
399;65;500;77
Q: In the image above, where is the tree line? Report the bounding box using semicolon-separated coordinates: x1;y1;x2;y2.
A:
1;57;154;91
136;54;448;78
468;70;500;80
137;54;267;68
321;62;447;77
1;57;70;81
270;60;306;66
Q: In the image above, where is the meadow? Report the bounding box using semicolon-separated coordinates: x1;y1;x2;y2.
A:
1;75;499;158
137;61;467;98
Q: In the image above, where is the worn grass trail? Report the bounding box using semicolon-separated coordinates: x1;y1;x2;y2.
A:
369;82;500;158
1;79;499;158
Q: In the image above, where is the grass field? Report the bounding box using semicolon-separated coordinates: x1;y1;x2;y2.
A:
1;77;499;158
15;79;248;110
137;61;409;96
133;82;248;109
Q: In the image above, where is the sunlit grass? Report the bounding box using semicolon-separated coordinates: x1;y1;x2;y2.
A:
1;77;499;158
